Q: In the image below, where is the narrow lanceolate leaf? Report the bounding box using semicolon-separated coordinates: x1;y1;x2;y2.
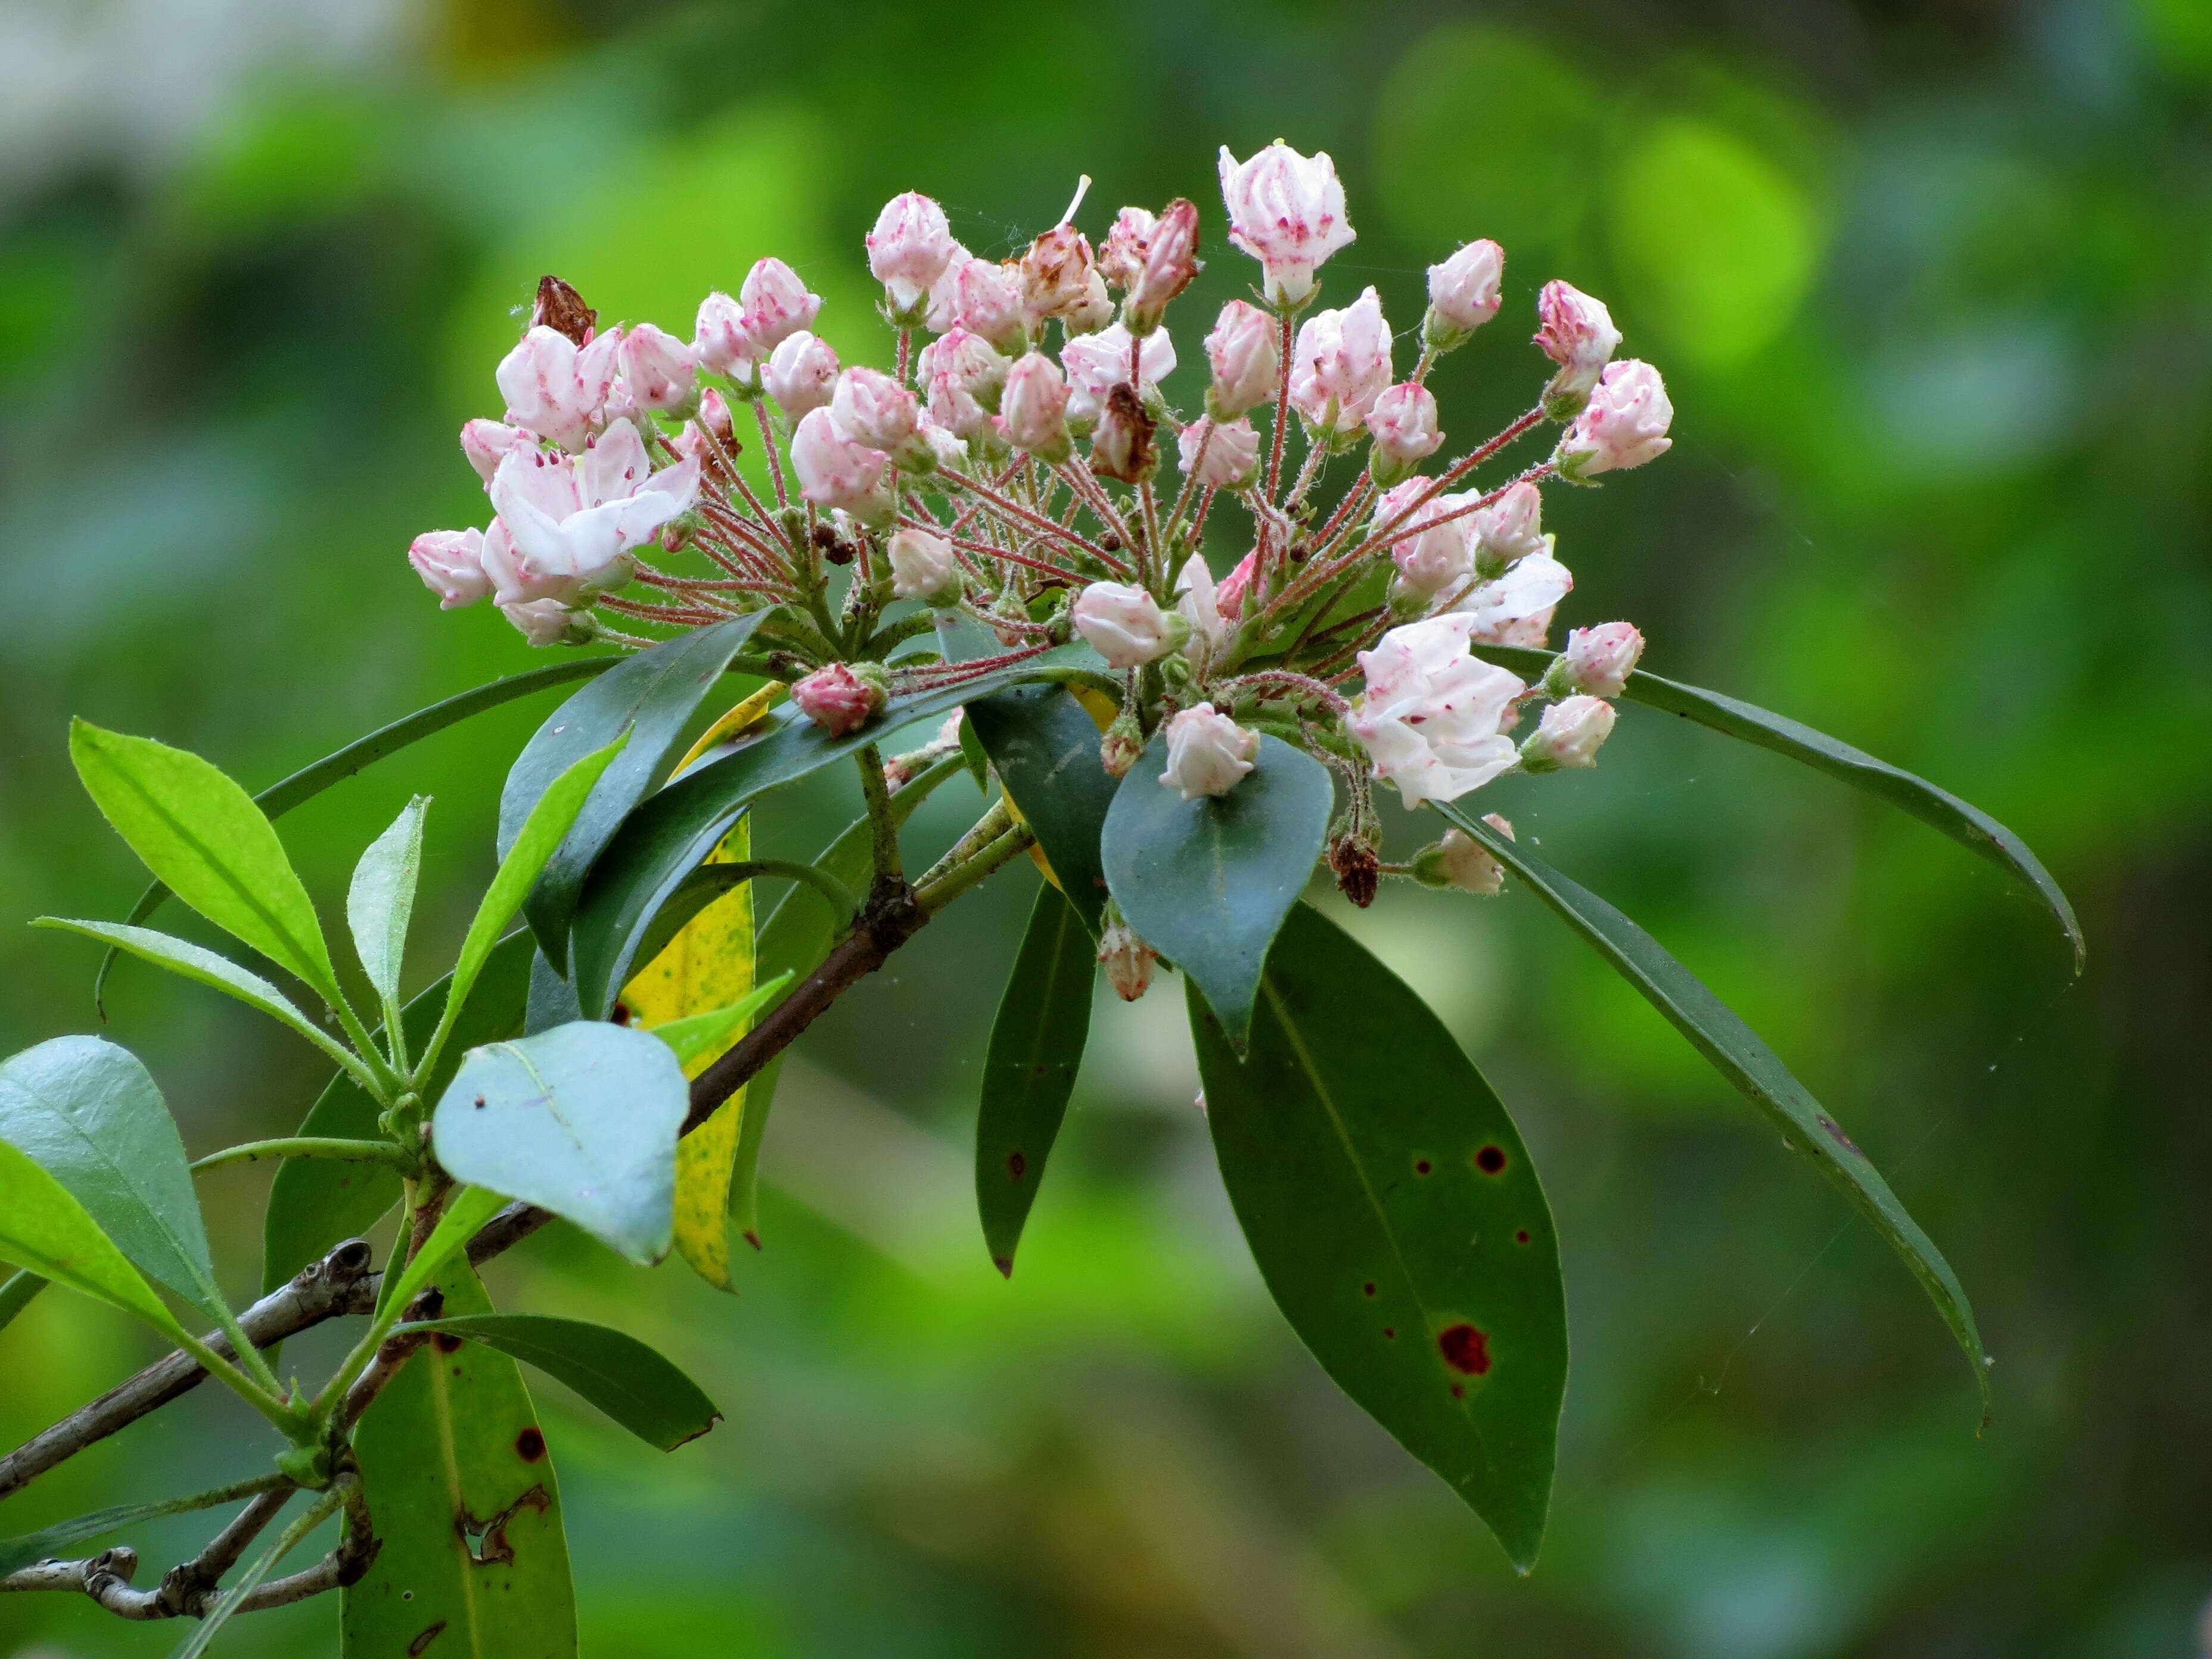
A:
396;1314;720;1452
975;884;1095;1276
625;815;755;1294
0;1138;183;1337
263;933;535;1295
1100;731;1335;1049
166;1493;321;1659
0;1036;220;1321
69;721;340;1005
1188;902;1567;1573
33;920;368;1086
1470;645;2084;973
344;1262;577;1659
1436;801;1991;1419
967;683;1121;937
0;1478;286;1578
500;616;768;965
726;755;965;1248
101;657;617;1012
431;1023;685;1266
348;796;429;1009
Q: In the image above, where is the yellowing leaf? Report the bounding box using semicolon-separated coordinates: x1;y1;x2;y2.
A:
671;685;783;779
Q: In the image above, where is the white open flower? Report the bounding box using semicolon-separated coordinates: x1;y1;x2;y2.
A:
495;324;622;452
1160;703;1258;801
1348;613;1526;808
486;419;698;602
1073;582;1182;669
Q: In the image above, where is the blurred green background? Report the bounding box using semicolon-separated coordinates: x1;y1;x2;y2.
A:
2;0;2208;1652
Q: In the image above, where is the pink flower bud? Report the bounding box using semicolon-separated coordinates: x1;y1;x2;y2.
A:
887;527;962;605
1204;300;1280;420
790;407;892;525
1557;360;1673;480
1160;703;1259;801
501;597;596;648
1425;241;1504;347
1373;479;1474;599
1365;382;1442;483
1534;280;1621;411
1001;352;1072;462
792;662;887;737
830;366;924;462
763;331;839;420
1415;816;1515;894
868;192;960;315
1290;287;1392;436
1098;207;1159;291
496;324;622;452
1176;416;1259;489
1020;223;1096;323
1126;198;1200;335
1217;142;1355;306
618;322;697;414
738;256;821;355
1557;622;1645;698
1213;549;1258;618
696;386;736;448
1520;694;1615;771
1098;919;1157;1002
461;419;533;484
1471;480;1548;570
409;528;493;608
1060;324;1175;424
921;244;975;333
693;291;757;377
918;327;1011;443
1073;581;1180;668
949;258;1029;354
1063;271;1114;337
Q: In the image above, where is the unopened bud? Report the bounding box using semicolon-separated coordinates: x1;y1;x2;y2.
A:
791;661;889;737
1518;695;1615;772
1365;382;1442;486
1411;816;1514;894
1424;240;1503;351
1000;353;1073;464
1548;622;1645;698
887;527;962;607
1534;280;1621;418
1204;299;1280;420
1099;712;1145;777
1125;198;1200;335
1098;917;1158;1001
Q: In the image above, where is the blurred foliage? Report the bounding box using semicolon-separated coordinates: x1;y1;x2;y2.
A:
0;0;2207;1654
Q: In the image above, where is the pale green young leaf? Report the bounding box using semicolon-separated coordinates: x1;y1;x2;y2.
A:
381;1185;509;1319
0;1137;184;1338
69;720;340;1005
644;971;794;1070
348;796;429;1009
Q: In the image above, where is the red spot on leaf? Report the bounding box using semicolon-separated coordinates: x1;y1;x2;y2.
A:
1514;1229;1530;1244
1815;1113;1861;1155
1007;1150;1027;1180
515;1428;546;1462
1382;1326;1396;1338
1414;1158;1433;1176
1437;1323;1492;1375
1362;1281;1377;1297
431;1332;463;1354
1475;1145;1507;1175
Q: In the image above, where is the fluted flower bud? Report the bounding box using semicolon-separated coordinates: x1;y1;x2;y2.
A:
1290;287;1392;438
1534;280;1622;417
1365;382;1442;484
1204;299;1280;420
1088;383;1158;482
831;366;933;471
618;322;698;414
1098;917;1158;1002
1217;141;1355;307
950;257;1030;355
1099;712;1145;777
1424;240;1504;352
790;407;893;525
501;597;597;648
1061;324;1175;426
1411;815;1515;894
693;290;754;381
887;527;962;606
1098;206;1158;291
1471;480;1548;574
409;529;493;608
1549;622;1645;698
1176;416;1259;488
867;191;961;320
1555;361;1673;481
1125;198;1200;336
1519;694;1615;772
764;331;840;420
1073;581;1184;668
918;327;1011;443
1160;703;1258;800
792;661;888;737
738;257;821;355
1001;352;1073;463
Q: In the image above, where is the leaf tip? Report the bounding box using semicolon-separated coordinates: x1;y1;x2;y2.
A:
992;1254;1014;1279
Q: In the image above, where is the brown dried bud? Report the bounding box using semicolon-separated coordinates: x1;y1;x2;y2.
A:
1330;834;1381;908
1089;383;1158;483
532;274;598;344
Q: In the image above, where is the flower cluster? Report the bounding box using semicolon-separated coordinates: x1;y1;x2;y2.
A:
405;141;1673;970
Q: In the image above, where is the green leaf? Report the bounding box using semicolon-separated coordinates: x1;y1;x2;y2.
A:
975;884;1095;1276
1470;644;2084;974
0;1269;45;1334
726;755;964;1248
166;1494;318;1659
349;796;429;1009
69;720;340;1005
0;1136;183;1337
967;683;1120;937
431;1024;685;1266
0;1036;220;1321
101;658;618;1012
262;933;536;1297
395;1314;720;1452
1100;731;1335;1049
646;972;793;1071
1435;801;1992;1419
426;735;628;1073
344;1260;577;1659
500;617;767;967
32;919;371;1087
382;1186;510;1321
1188;902;1567;1573
0;1476;288;1579
567;647;1101;1020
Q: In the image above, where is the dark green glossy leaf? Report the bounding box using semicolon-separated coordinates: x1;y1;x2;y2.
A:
395;1314;720;1452
344;1261;577;1659
431;1023;686;1265
967;684;1119;937
1435;801;1992;1419
0;1036;219;1320
975;884;1094;1275
0;1269;44;1334
1189;902;1566;1573
262;933;535;1297
100;658;616;1013
500;618;766;966
1469;644;2083;974
1100;731;1334;1048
